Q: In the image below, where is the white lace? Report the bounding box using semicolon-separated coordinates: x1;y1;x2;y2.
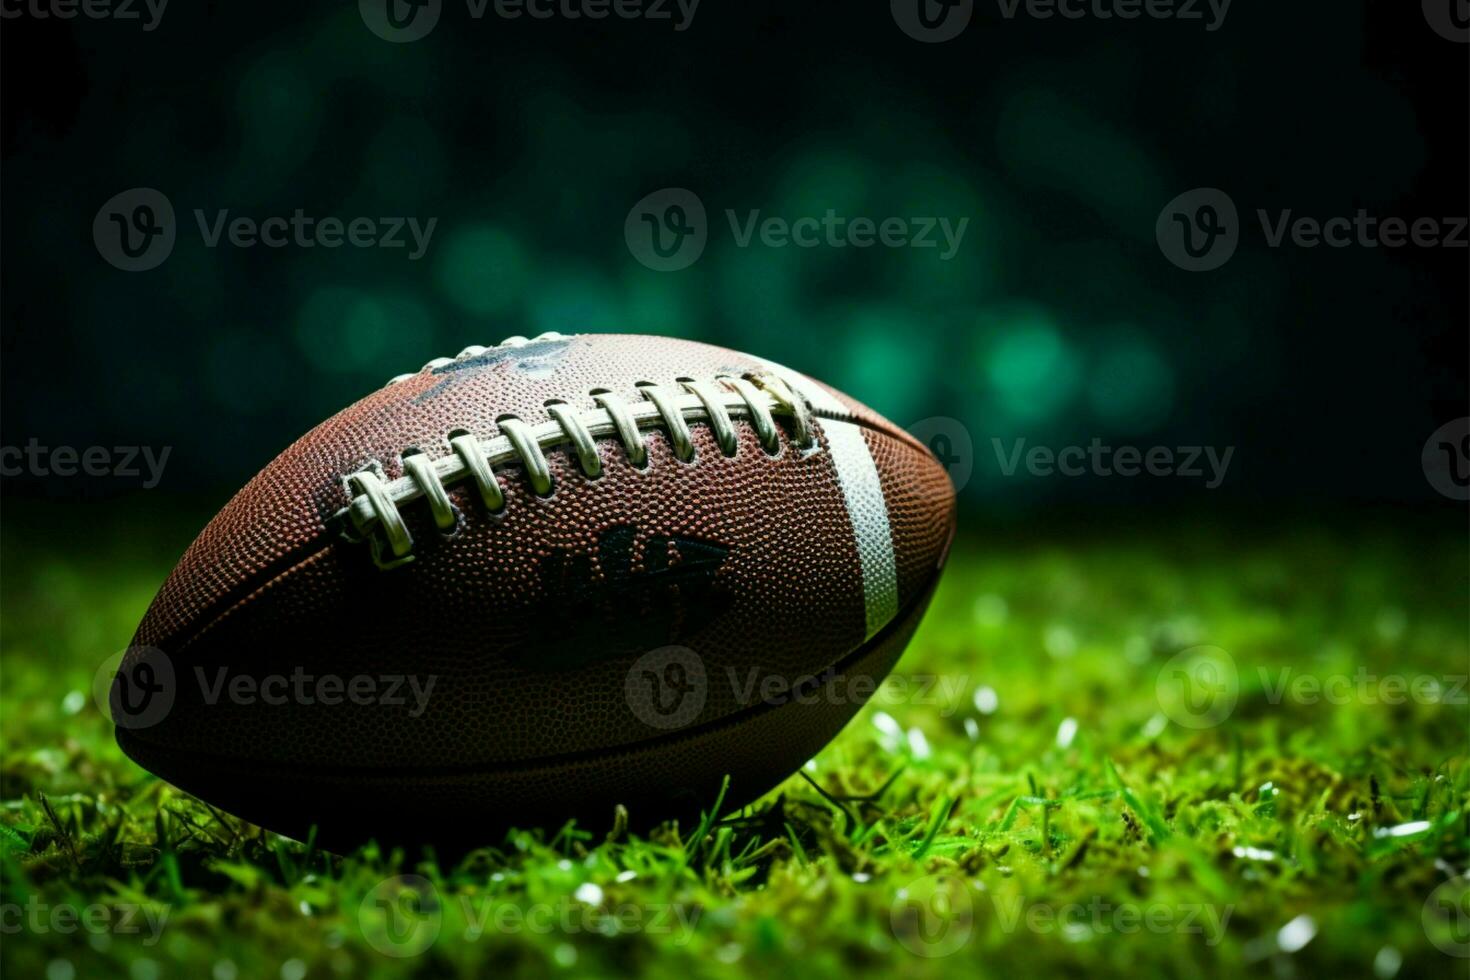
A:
339;368;817;568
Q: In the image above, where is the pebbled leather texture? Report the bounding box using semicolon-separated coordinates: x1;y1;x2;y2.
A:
116;576;942;852
116;333;956;848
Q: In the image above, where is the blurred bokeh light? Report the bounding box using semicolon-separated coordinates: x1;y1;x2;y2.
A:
0;3;1462;507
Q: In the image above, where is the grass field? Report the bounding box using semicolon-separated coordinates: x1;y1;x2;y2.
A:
2;501;1466;979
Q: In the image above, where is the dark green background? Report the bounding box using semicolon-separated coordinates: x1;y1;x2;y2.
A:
2;1;1465;509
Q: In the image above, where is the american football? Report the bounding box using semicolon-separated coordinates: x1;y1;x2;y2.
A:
111;332;956;849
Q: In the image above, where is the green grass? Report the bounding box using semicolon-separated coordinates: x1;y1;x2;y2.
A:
2;502;1466;979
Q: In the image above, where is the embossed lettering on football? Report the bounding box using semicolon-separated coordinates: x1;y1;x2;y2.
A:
113;333;956;849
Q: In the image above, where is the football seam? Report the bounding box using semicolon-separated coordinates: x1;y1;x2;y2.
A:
161;546;341;656
138;538;341;655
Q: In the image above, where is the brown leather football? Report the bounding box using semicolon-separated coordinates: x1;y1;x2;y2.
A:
112;332;955;850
